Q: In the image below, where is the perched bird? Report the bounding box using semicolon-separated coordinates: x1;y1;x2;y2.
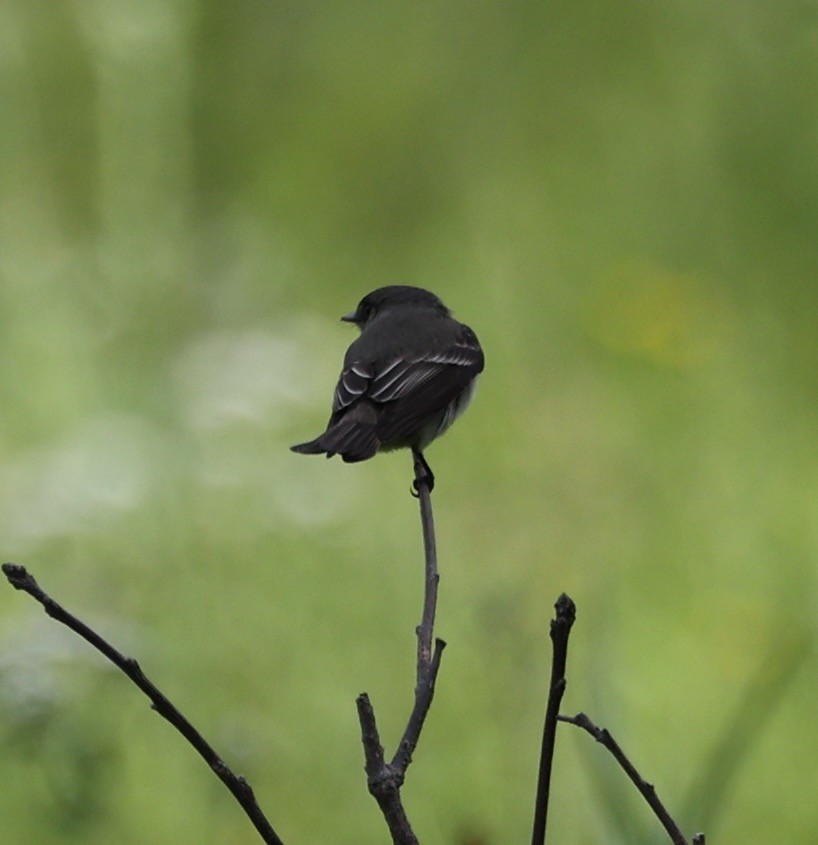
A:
291;286;484;491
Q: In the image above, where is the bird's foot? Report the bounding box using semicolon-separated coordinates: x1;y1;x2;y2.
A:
411;449;435;496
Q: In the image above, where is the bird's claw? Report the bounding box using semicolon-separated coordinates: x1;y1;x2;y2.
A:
410;449;435;495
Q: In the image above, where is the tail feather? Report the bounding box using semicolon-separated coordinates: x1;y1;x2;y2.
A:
291;421;380;463
290;439;326;455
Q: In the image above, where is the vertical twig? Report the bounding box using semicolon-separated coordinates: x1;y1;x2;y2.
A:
392;449;445;770
531;593;576;845
414;452;439;674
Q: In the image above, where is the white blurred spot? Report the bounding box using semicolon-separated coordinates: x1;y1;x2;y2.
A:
172;320;339;432
75;0;188;57
0;414;164;547
0;614;142;720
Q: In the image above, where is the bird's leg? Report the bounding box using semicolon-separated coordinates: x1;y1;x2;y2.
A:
411;448;435;495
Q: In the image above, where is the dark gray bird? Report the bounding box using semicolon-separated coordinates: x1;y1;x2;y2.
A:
291;286;484;491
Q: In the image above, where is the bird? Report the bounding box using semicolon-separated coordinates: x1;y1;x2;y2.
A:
291;285;484;492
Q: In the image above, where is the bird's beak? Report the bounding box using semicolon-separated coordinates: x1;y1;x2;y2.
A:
340;311;358;323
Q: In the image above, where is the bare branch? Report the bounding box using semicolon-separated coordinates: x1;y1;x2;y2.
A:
531;593;576;845
356;693;418;845
357;449;447;843
413;448;439;675
2;562;285;845
558;711;704;845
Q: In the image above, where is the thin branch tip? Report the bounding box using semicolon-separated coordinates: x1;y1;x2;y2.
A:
3;562;32;588
554;592;576;623
561;710;699;845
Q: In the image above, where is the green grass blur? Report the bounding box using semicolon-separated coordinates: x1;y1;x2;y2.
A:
1;1;817;843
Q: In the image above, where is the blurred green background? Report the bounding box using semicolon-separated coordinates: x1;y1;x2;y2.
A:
2;1;817;843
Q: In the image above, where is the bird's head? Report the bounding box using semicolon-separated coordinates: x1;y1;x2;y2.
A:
341;286;450;331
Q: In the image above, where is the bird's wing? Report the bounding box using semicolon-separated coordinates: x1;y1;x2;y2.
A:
331;326;483;441
332;361;375;412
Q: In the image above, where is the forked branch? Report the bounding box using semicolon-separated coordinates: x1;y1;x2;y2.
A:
356;448;446;844
530;592;704;845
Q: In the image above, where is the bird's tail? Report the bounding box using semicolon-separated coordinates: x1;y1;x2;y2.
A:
291;421;380;463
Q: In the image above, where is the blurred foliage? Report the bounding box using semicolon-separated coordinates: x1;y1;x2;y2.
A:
1;0;818;843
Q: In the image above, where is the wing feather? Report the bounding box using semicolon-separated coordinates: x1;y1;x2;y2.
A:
329;325;483;446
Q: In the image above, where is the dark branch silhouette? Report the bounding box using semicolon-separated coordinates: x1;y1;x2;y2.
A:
531;593;576;845
3;538;708;845
529;594;703;845
1;562;285;845
558;711;705;845
356;694;419;845
356;449;446;844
